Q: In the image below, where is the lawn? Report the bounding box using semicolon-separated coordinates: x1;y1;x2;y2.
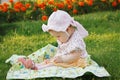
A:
0;10;120;80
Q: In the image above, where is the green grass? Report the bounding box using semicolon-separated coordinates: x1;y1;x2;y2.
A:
0;10;120;80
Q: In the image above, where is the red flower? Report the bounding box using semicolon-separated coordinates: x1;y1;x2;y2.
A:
118;0;120;3
14;5;19;9
78;1;84;7
3;3;9;8
87;0;93;6
48;0;54;5
25;3;31;9
38;3;46;10
56;2;64;9
112;1;117;7
21;6;26;12
9;0;13;3
73;9;78;14
53;8;57;11
2;6;8;12
14;3;21;12
65;0;72;5
67;5;72;9
0;5;3;11
14;2;23;9
41;15;48;21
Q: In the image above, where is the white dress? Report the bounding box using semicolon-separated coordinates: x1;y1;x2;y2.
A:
56;29;88;58
54;30;89;68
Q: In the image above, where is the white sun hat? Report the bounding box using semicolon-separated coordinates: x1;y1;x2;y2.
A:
42;10;88;38
42;10;73;32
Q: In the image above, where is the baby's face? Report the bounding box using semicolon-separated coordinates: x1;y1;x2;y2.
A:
49;30;69;43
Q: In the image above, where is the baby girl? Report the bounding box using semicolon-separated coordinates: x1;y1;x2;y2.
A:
18;10;89;70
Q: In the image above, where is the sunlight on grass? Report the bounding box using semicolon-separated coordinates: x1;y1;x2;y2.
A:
1;34;56;56
86;32;120;57
88;32;119;40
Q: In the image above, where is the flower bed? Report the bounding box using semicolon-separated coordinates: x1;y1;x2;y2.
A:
0;0;120;22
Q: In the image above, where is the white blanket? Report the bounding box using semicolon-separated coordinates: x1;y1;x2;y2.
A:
6;44;110;79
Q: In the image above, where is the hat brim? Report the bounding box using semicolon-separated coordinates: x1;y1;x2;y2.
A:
42;23;70;32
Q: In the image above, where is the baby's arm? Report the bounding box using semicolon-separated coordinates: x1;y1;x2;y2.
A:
54;49;82;63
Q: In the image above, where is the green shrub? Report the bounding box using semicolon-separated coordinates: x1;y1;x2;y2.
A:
0;0;120;23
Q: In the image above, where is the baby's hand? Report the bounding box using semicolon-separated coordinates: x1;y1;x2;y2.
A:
25;59;34;69
54;56;63;63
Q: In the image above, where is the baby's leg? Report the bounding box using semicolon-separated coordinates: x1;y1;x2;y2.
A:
35;62;54;70
34;59;55;70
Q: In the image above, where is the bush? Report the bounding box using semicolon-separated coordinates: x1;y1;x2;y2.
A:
0;0;120;23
